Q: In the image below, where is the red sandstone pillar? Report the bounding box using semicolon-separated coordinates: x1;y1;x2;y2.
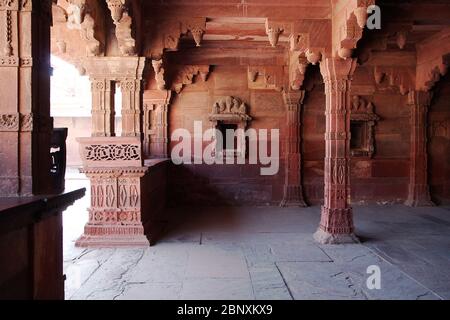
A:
280;91;307;207
405;91;435;207
91;79;115;137
314;58;358;244
120;79;142;137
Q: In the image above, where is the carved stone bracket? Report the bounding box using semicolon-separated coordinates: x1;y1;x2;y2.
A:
333;0;376;59
145;18;207;59
152;59;166;90
265;19;287;47
248;65;284;92
289;52;308;90
373;65;415;96
186;18;206;47
106;0;136;56
171;65;210;94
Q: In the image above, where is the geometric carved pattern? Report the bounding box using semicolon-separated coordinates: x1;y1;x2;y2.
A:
85;144;140;161
78;137;142;168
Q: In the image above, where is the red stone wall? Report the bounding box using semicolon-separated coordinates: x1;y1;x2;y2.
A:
429;73;450;204
167;65;286;206
165;65;416;206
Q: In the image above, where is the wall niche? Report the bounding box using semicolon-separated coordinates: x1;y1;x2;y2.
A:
350;96;380;158
208;96;252;159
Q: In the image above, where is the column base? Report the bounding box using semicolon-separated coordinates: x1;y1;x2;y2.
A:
75;234;150;248
405;185;435;207
313;228;359;245
405;198;435;207
279;185;307;207
75;224;150;248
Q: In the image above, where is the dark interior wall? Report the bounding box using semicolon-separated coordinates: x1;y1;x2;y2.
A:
429;73;450;204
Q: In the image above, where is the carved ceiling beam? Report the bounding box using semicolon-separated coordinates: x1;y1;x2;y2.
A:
416;27;450;92
332;0;376;60
171;65;210;94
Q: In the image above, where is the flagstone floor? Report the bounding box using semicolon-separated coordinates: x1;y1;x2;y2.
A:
63;171;450;300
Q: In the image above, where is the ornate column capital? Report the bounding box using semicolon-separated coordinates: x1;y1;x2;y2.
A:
283;91;305;110
320;57;358;83
407;90;432;108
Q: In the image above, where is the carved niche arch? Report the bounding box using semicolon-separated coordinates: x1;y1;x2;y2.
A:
208;96;252;159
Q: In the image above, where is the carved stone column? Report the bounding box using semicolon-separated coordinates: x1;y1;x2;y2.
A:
405;91;435;207
280;91;307;207
91;79;115;137
314;58;358;244
120;79;142;137
143;90;172;158
0;0;53;196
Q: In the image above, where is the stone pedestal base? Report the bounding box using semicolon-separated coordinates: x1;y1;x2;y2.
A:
280;185;307;207
313;228;359;245
75;225;150;248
